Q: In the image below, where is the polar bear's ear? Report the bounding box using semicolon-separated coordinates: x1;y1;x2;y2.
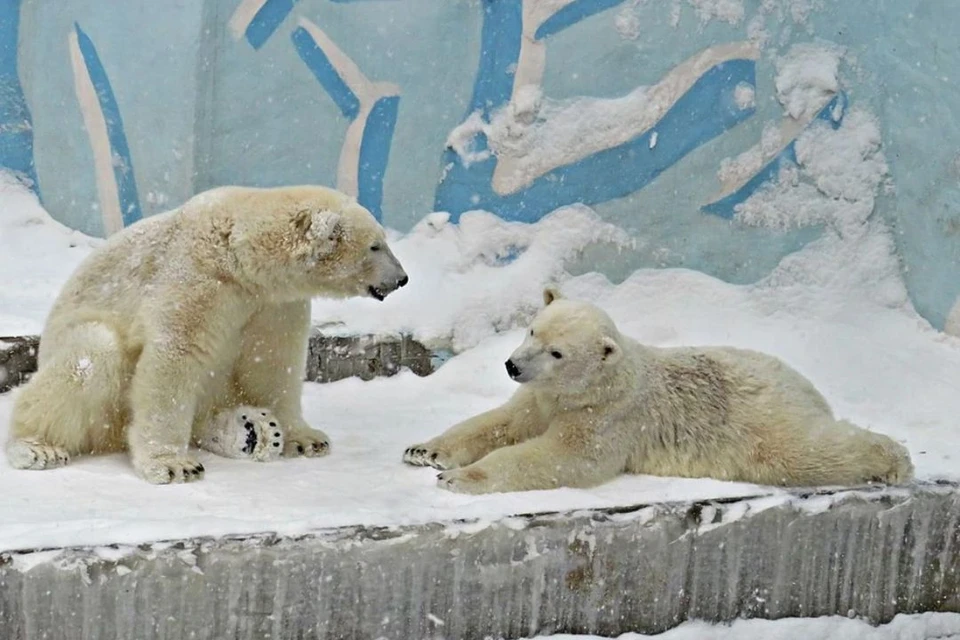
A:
543;287;563;306
601;336;620;362
294;209;344;256
307;210;344;247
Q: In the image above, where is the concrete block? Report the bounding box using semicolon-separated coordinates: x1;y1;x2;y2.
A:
0;336;39;394
1;482;957;640
0;332;433;393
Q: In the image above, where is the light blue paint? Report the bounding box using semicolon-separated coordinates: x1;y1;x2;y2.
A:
0;0;38;191
357;95;400;222
291;25;361;119
535;0;628;41
6;0;959;332
245;0;299;50
436;60;756;223
74;23;141;227
702;92;847;219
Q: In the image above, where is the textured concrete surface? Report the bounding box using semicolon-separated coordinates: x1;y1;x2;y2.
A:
0;332;432;392
1;482;957;640
0;336;37;394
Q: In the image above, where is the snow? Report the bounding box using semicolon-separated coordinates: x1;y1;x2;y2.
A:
775;41;846;120
532;612;960;639
0;172;99;336
687;0;745;26
734;109;889;234
313;204;633;352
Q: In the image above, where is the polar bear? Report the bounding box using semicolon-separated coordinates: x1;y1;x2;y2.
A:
6;185;408;484
404;288;913;494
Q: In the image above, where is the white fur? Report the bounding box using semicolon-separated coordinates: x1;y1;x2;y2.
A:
6;185;407;484
405;288;914;494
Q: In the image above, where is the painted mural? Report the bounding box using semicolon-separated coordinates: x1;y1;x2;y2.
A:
1;0;958;331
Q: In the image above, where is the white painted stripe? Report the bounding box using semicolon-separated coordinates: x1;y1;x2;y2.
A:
68;30;124;237
492;40;761;195
227;0;268;41
297;18;399;198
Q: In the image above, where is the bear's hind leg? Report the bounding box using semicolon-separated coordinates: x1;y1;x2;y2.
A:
195;405;284;461
6;322;129;470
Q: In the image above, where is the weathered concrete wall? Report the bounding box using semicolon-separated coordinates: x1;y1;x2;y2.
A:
0;332;433;393
1;483;958;640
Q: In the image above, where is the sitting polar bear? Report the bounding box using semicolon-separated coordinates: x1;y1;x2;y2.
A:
6;185;408;484
404;288;914;494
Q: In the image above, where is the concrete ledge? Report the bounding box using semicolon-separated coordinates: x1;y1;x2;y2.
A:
0;332;434;392
1;482;958;640
0;337;36;394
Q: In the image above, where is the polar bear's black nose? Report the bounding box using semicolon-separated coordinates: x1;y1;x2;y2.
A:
398;275;409;288
505;359;521;379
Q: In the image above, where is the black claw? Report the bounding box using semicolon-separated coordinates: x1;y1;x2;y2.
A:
196;464;204;473
269;422;277;427
296;444;304;454
168;469;175;481
274;432;281;438
430;452;438;460
273;442;280;447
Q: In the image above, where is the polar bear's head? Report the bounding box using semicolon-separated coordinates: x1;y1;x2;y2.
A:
504;288;623;392
224;186;408;301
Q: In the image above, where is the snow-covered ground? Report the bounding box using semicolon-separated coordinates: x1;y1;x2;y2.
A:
1;156;959;555
0;32;959;569
533;611;960;639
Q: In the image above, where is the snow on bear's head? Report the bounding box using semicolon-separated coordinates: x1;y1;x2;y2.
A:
223;185;408;302
504;287;623;392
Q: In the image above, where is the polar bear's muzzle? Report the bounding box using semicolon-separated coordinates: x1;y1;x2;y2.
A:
368;274;409;301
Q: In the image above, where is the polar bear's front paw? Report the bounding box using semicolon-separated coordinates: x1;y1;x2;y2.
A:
199;406;284;461
283;427;330;458
6;439;71;470
136;454;205;485
436;466;493;494
403;443;456;470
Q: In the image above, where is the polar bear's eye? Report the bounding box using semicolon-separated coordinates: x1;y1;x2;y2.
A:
370;245;381;252
550;350;563;359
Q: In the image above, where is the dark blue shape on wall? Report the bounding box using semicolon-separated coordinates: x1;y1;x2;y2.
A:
701;92;847;219
535;0;629;40
0;0;38;191
291;26;361;119
467;0;522;119
74;23;142;227
358;95;400;222
435;59;757;223
246;0;300;50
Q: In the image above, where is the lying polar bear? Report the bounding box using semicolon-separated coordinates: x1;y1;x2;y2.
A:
6;185;407;484
404;288;914;494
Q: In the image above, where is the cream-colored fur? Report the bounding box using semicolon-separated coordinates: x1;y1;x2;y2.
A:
6;185;407;484
404;288;914;494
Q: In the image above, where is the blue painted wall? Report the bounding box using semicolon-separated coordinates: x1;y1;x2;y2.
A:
2;0;959;331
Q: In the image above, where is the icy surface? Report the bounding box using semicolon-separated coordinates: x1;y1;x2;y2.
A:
534;612;960;639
